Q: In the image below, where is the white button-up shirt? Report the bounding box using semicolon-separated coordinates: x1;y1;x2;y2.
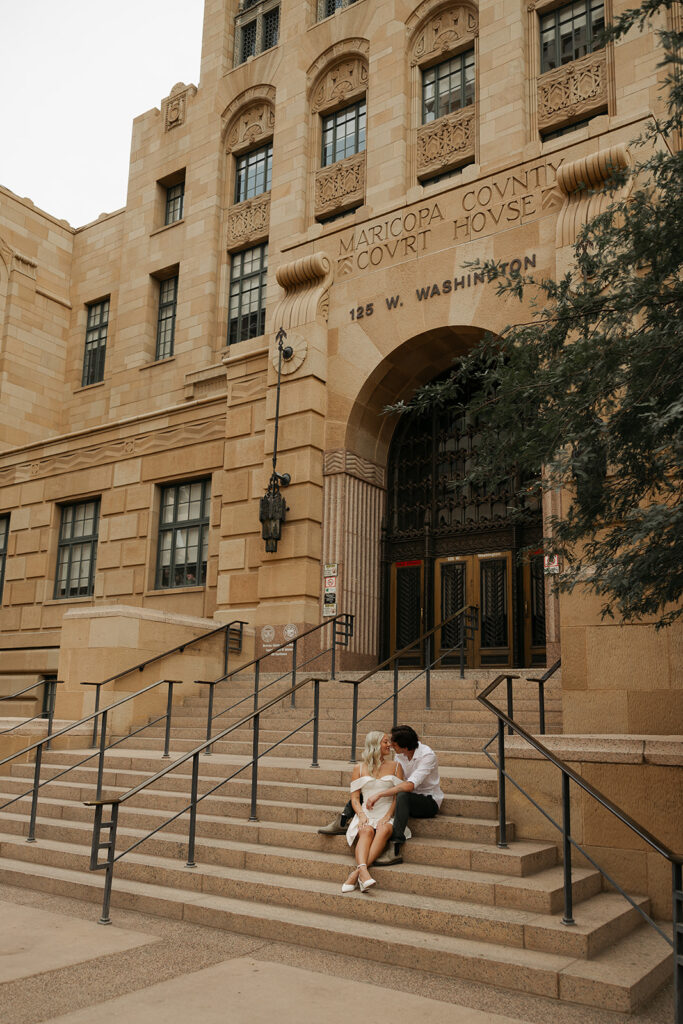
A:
394;742;444;807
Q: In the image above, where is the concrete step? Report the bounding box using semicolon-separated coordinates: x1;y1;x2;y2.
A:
108;735;493;759
0;856;669;1013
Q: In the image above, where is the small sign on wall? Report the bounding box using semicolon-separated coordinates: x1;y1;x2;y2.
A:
322;562;339;616
544;554;560;574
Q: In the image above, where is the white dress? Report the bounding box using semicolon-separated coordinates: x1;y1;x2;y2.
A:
345;770;413;846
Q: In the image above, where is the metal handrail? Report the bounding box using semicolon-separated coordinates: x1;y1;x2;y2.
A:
477;673;682;1022
339;603;478;761
0;678;62;745
196;612;354;749
85;673;326;925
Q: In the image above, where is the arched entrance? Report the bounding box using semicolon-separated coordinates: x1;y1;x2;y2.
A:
382;370;546;669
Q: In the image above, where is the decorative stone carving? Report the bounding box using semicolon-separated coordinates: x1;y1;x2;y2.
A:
223;86;276;142
416;106;475;178
306;39;369;93
11;252;38;279
184;364;228;401
537;50;607;132
226;101;275;153
323;449;385;488
314;152;366;219
311;57;368;113
273;252;333;329
271;332;307;374
162;82;197;132
409;4;478;66
227;194;271;251
555;144;630;247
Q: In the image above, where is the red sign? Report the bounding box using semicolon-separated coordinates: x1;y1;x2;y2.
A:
396;560;422;567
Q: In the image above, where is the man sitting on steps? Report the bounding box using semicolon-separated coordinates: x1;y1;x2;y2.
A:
318;724;444;866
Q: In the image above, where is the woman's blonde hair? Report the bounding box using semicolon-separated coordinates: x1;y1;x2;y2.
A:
361;731;390;774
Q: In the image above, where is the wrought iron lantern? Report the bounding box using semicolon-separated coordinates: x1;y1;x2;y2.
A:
259;327;293;552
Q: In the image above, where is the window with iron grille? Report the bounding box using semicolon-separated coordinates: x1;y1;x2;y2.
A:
54;500;100;599
228;244;268;345
82;299;109;386
156;479;211;589
156;275;178;360
319;0;358;19
540;0;605;73
235;144;273;203
241;20;257;61
235;1;279;65
165;181;185;225
321;101;366;167
263;7;279;49
422;51;475;124
0;514;8;603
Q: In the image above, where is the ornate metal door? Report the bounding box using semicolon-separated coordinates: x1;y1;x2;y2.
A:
390;560;424;664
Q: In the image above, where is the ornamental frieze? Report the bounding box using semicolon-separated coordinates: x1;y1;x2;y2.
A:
227;194;271;250
416;107;475;178
537;50;608;130
315;152;366;219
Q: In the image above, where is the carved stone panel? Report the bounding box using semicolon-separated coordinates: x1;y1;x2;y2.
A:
410;5;478;66
227;101;275;153
416;106;475;178
537;50;608;131
227;194;271;251
315;152;366;219
162;82;197;132
311;57;368;113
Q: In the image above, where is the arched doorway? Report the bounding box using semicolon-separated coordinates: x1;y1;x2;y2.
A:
382;370;546;669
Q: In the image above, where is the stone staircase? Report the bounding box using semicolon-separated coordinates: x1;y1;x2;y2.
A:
0;669;672;1013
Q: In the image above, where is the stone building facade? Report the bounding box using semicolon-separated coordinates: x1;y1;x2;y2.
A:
0;0;680;734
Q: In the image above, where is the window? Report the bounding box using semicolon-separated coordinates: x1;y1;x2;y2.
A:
54;500;100;599
235;1;279;65
165;181;185;225
0;514;8;602
321;101;366;167
235;144;273;203
156;275;178;360
422;51;475;124
228;244;268;345
156;480;211;589
319;0;359;18
82;299;109;386
540;0;605;73
541;115;596;140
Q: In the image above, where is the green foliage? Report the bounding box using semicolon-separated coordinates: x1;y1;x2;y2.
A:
391;1;683;627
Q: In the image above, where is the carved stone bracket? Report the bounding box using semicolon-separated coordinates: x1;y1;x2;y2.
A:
537;50;607;132
323;449;385;488
555;143;630;247
227;194;271;251
273;252;334;329
315;152;366;220
409;3;478;66
416;106;475;178
162;82;197;132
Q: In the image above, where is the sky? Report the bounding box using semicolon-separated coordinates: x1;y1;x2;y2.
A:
1;1;205;228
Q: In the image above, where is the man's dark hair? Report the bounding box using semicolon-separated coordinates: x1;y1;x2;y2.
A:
391;725;419;751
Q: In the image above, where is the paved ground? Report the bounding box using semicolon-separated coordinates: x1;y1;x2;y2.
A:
0;883;673;1024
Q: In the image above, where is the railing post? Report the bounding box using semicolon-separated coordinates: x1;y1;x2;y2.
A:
223;624;230;678
162;680;178;759
26;741;43;843
311;679;320;768
331;619;338;680
673;861;682;1024
90;683;103;748
96;709;108;801
205;681;215;755
425;634;432;711
350;682;359;764
538;679;546;735
506;675;514;736
186;752;200;868
459;616;465;679
253;661;260;715
45;679;58;751
98;801;119;926
290;638;297;708
561;770;575;925
392;658;399;728
496;718;508;849
249;712;260;821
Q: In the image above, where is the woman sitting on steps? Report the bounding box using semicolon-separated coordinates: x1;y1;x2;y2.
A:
341;731;409;893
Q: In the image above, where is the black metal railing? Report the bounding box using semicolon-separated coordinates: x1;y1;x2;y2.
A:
86;674;326;925
0;678;61;748
196;612;353;752
477;673;682;1023
341;604;478;762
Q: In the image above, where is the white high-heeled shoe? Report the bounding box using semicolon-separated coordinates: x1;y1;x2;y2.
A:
342;870;359;893
357;863;376;892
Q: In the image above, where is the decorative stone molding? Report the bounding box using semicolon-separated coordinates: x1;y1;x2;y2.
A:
227;194;271;251
11;251;38;280
537;50;608;133
555;143;630;247
229;372;267;403
416;106;475;178
409;2;478;66
271;332;307;374
184;364;228;401
306;39;369;95
223;87;276;144
162;82;197;132
311;56;368;113
225;101;275;154
323;449;385;488
273;252;333;329
315;152;366;220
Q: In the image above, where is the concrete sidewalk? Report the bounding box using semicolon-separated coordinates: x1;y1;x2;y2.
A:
0;884;673;1024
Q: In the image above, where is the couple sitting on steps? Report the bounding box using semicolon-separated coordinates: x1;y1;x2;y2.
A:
318;725;443;893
